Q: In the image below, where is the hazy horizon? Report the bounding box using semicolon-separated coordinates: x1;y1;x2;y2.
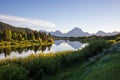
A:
0;0;120;33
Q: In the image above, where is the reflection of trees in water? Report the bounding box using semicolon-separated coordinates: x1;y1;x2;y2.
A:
33;46;41;53
47;44;52;51
41;46;46;52
24;47;29;52
11;47;17;52
17;47;24;54
33;44;52;53
0;49;4;54
29;46;34;50
4;48;11;57
0;44;53;57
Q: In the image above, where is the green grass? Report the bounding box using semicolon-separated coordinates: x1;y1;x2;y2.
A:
43;52;120;80
0;64;28;80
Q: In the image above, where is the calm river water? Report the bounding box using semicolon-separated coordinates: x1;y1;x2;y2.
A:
0;40;87;59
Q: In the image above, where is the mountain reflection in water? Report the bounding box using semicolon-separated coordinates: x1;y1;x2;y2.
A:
0;40;87;59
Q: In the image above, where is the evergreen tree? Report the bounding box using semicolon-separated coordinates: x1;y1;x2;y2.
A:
22;32;27;40
12;32;17;40
3;29;12;41
29;32;35;40
18;33;23;41
34;31;40;40
0;32;3;41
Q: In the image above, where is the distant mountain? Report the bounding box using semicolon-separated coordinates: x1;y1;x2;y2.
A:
64;27;91;37
96;30;120;36
51;30;64;37
0;21;33;33
96;31;107;36
49;27;91;37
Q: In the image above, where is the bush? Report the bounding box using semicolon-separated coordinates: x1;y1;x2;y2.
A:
107;40;116;44
0;64;28;80
25;58;44;80
25;54;60;79
80;39;111;59
116;37;120;42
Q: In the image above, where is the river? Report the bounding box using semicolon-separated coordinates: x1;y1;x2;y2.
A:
0;40;87;59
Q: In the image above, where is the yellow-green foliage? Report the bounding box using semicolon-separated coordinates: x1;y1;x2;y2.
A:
116;37;120;42
0;40;53;49
107;40;116;44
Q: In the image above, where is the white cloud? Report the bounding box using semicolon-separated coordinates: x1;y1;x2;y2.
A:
0;14;56;30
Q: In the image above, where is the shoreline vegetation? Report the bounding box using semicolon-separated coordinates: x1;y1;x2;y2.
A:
1;39;119;80
0;40;54;49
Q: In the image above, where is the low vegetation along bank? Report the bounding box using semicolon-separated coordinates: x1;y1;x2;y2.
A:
45;50;120;80
0;40;53;49
0;39;117;80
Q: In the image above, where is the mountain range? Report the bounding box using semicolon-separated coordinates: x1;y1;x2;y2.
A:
41;27;120;37
96;30;120;36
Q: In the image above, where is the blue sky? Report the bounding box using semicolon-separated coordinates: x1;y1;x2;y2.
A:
0;0;120;33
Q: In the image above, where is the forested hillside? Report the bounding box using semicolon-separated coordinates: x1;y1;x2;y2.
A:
0;22;53;42
0;22;33;33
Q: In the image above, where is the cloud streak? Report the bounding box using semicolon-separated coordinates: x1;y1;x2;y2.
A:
0;14;56;30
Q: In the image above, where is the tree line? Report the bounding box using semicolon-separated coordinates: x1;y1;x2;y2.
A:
0;29;53;42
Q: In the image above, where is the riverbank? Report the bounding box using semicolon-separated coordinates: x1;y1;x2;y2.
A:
44;41;120;80
0;40;54;49
0;39;117;80
44;51;120;80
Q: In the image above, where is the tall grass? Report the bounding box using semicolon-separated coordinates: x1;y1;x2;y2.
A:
0;64;28;80
0;39;111;80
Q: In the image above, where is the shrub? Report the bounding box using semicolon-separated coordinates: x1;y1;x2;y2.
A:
80;39;111;59
107;40;116;44
25;58;44;80
0;64;28;80
116;37;120;42
25;54;60;80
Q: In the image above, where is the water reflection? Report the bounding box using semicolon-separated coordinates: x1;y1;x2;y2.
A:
0;40;87;59
54;40;85;49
